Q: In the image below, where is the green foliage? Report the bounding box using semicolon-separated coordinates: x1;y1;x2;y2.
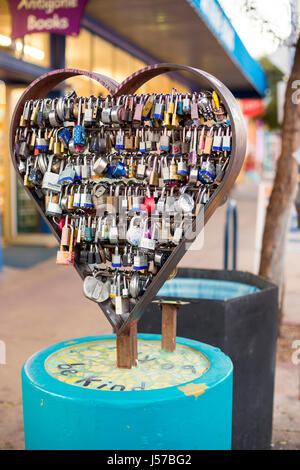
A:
259;57;284;130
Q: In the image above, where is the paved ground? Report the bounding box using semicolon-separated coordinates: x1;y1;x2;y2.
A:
0;182;299;450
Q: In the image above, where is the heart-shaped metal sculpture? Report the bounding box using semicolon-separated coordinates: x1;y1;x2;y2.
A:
10;64;246;334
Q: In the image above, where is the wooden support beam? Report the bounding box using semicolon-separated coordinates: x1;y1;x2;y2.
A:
116;320;138;369
161;303;178;352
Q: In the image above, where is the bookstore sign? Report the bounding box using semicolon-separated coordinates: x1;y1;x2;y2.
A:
9;0;88;39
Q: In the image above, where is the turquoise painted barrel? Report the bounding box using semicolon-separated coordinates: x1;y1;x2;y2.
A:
22;334;233;450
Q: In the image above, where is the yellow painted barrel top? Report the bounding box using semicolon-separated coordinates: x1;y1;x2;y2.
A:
46;339;210;391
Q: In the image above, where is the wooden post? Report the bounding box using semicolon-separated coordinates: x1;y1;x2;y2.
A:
116;320;138;369
161;303;178;352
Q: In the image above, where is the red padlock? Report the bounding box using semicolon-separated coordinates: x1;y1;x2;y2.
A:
57;217;66;232
141;186;155;214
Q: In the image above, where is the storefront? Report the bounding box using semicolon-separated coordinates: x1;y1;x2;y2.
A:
0;0;266;246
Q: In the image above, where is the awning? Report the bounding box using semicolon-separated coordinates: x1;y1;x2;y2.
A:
84;0;267;98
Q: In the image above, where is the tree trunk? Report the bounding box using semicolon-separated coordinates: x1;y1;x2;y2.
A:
259;35;300;327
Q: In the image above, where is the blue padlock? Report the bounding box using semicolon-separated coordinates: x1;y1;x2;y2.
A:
198;159;216;184
58;128;71;147
73;98;86;147
112;160;126;178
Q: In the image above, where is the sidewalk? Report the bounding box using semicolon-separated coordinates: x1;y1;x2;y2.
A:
0;182;299;449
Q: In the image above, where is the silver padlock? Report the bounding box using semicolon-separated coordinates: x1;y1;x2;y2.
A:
46;191;62;217
42;155;61;192
133;250;148;271
139;218;156;253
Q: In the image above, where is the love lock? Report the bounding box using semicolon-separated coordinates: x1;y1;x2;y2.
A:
10;65;246;336
83;273;110;303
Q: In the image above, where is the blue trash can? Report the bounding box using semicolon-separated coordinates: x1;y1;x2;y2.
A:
22;334;233;450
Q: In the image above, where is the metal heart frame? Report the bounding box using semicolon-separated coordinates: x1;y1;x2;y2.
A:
10;64;246;334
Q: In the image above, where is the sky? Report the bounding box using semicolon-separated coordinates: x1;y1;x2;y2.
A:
218;0;295;58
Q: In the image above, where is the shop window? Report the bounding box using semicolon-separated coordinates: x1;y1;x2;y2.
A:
0;0;50;67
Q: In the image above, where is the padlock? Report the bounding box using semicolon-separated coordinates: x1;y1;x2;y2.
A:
169;156;179;181
111;96;123;124
74;156;82;181
115;129;125;150
215;157;229;183
93;154;108;175
92;183;107;214
190;93;199;120
83;96;94;127
222;126;232;151
53;130;62;157
197;126;206;155
99;217;109;242
182;94;191;114
203;127;214;154
42;155;62;192
161;156;170;183
122;245;133;267
58;127;72;148
132;186;144;212
73;184;82;208
58;158;75;185
84;216;93;242
175;185;195;214
87;245;95;264
160;127;170;151
49;98;61;127
61;215;71;246
133;95;144;125
198;158;216;184
81;155;91;180
133;250;148;271
136;155;146;179
80;185;94;209
129;272;143;298
139;218;156;253
112;247;122;268
126;215;143;246
106;184;116;213
141;186;155;214
194;187;207;217
153;95;165;120
212;126;223;151
35;129;49;154
128;156;136;178
157;187;166;213
28;157;43;186
108;215;118;244
165;187;176;214
172;220;184;245
154;250;170;267
46;191;62;217
73;97;87;149
198;92;214;121
56;224;74;266
30;99;40;125
149;155;159;186
177;155;189;176
188;128;198;166
115;275;130;315
118;184;128;213
89;133;100;153
101;96;112;124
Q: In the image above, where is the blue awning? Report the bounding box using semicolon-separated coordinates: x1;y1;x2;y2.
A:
84;0;267;97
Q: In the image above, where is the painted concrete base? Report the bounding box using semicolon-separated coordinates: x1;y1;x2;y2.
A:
22;334;233;450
